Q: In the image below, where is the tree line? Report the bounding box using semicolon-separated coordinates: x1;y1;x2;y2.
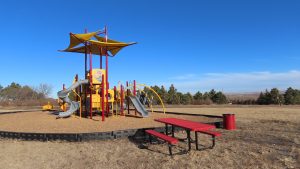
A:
256;87;300;105
146;85;300;105
1;82;299;106
0;82;52;106
144;84;228;105
231;87;300;105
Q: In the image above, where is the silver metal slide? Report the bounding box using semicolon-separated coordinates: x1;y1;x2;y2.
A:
57;79;89;118
129;96;149;117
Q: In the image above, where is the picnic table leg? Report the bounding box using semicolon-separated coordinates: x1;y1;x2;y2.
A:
168;144;173;156
171;125;175;137
195;131;199;150
187;130;191;151
212;136;216;148
165;124;168;135
149;134;152;144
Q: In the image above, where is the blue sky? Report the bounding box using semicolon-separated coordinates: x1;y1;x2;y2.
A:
0;0;299;97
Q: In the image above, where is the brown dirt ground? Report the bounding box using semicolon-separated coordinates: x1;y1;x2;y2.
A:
0;106;299;169
0;110;219;133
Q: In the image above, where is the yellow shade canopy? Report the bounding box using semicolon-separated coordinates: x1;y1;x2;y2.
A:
60;31;136;56
94;35;121;43
68;31;99;49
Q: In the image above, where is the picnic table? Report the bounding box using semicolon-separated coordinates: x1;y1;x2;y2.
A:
155;118;217;150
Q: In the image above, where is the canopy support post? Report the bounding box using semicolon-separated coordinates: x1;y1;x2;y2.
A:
84;28;88;118
100;54;103;69
105;26;109;117
89;47;93;119
102;74;105;121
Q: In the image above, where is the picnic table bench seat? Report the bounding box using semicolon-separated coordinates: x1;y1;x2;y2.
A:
145;129;178;155
196;130;221;148
197;130;221;137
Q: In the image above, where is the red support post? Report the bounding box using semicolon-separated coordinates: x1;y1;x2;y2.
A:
75;74;79;116
113;86;117;101
120;85;124;116
75;74;79;101
89;49;93;119
84;28;88;118
126;81;130;115
133;80;137;116
133;80;136;96
114;86;117;115
107;82;110;117
99;46;102;69
105;26;109;118
84;29;88;79
101;75;105;121
100;54;103;69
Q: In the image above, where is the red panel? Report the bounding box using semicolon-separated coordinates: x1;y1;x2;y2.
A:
145;130;178;144
197;130;221;137
155;118;216;131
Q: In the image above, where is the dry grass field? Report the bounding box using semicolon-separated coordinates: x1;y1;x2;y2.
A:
0;106;299;169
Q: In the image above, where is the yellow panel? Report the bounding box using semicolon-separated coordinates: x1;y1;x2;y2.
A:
67;31;99;49
60;43;135;56
108;89;115;102
94;35;124;43
61;44;109;56
60;30;136;57
92;69;106;84
109;47;123;56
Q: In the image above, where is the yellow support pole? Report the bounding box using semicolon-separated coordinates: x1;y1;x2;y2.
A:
72;89;82;118
136;86;154;113
135;83;166;114
118;83;125;117
115;100;118;116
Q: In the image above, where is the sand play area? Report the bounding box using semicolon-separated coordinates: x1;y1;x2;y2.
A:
0;110;220;133
0;106;299;169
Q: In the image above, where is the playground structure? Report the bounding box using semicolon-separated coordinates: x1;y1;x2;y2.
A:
0;27;225;149
57;26;165;120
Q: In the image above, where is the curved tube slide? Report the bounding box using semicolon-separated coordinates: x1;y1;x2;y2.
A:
57;80;89;118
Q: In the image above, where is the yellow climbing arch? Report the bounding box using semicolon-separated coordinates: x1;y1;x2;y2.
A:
136;83;166;114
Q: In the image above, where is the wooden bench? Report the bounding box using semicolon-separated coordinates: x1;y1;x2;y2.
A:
195;130;221;149
145;129;178;155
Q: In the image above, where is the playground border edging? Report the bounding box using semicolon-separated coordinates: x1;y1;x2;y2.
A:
0;111;223;142
0;121;223;142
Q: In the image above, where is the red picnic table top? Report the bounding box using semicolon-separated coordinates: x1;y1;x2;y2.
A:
155;118;216;131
